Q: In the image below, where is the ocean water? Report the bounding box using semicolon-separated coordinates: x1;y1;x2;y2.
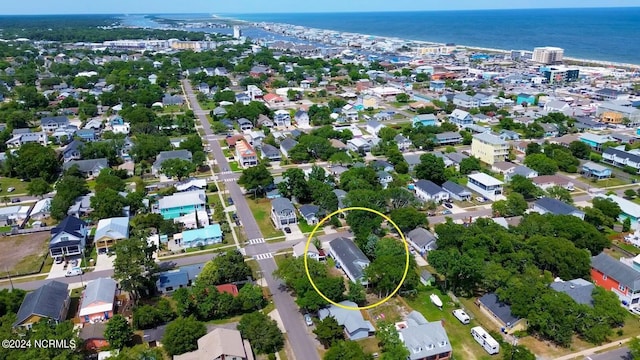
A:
230;8;640;64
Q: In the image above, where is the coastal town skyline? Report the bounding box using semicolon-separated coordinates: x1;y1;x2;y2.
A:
4;0;640;15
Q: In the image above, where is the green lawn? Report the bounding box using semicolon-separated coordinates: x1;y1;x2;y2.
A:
298;219;320;234
246;198;284;239
186;243;228;253
229;162;241;172
589;177;629;188
223;148;233;157
0;177;29;195
403;290;493;360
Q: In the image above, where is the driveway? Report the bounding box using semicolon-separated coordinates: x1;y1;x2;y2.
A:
283;224;304;242
46;260;69;279
94;253;115;272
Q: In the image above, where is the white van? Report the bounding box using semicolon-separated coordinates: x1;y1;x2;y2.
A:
65;267;83;277
452;309;470;324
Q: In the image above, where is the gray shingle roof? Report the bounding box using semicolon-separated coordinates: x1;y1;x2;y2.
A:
415;180;445;196
478;293;519;326
14;281;69;327
534;197;582;216
261;144;281;157
473;132;507;145
442;180;471;196
272;197;295;213
280;138;298;151
153;150;192;168
592;253;640;292
63;158;108;173
299;204;320;218
550;279;594;306
604;147;640;165
407;227;437;249
401;311;452;360
329;237;370;281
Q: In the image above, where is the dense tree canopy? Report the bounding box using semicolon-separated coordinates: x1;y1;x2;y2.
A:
237;312;285;355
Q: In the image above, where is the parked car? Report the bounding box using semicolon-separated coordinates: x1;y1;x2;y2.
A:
55;257;64;264
444;203;453;209
232;213;238;220
10;198;20;203
71;259;79;267
65;268;83;277
629;307;640;316
475;197;485;203
7;187;15;193
284;227;291;234
441;209;452;215
235;219;241;226
304;314;313;326
227;197;234;205
452;309;471;324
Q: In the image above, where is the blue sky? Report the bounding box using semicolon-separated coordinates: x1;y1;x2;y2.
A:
4;0;640;15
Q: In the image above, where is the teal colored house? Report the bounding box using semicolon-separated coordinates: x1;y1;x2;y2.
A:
516;93;536;106
158;190;206;220
413;114;437;128
180;224;222;248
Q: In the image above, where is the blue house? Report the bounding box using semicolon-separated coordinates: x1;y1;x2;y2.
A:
449;109;473;126
76;129;97;142
156;263;205;294
581;162;612;179
580;133;611;151
516;93;536;106
413;114;437;128
180;224;223;248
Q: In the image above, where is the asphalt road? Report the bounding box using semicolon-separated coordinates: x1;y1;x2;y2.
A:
183;79;320;360
585;346;630;360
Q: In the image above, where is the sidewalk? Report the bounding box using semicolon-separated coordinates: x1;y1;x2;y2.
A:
554;337;633;360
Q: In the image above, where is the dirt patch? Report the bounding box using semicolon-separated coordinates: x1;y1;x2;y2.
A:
0;231;50;275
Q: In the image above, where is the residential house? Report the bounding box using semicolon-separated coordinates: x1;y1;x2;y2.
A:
366;120;385;136
271;197;297;229
328;237;371;284
79;278;118;324
62;139;83;162
580;133;611;151
603;147;640;174
94;217;129;253
420;270;435;286
158;190;206;220
435;132;462;146
442;181;472;201
333;189;347;210
581;161;613;179
238;118;254;131
49;216;88;258
174;328;255;360
162;94;184;106
257;114;274;128
491;161;517;175
295;110;310;128
40;116;69;133
263;93;284;105
444;152;468;170
544;100;570;114
541;123;560;137
299;204;321;225
246;85;263;100
397;311;452;360
449;109;473;126
292;241;323;261
174;210;209;230
76;129;97;142
403;154;422;172
371;160;394;172
330;139;348;151
67;193;94;218
226;134;246;148
516;93;536;106
532;197;585;219
505;166;538;182
318;300;375;340
377;171;393;189
152;150;193;176
591;252;640;307
5;130;48;148
413;114;437;128
29;198;52;220
407;227;438;255
394;134;412;151
550;278;595;306
343;108;359;122
499;130;521;141
280;138;298;158
599;195;640;229
532;175;575;191
261;144;282;161
477;293;525;332
467;173;504;201
274;111;292;127
414;180;449;203
177;224;223;249
453;93;477;108
175;178;207;193
471;132;509;165
142;324;166;348
156;263;205;294
347;138;372;153
13;281;70;329
235;139;258;168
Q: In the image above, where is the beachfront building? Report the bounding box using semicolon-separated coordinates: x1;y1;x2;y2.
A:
532;46;564;64
471;132;508;165
467;173;503;201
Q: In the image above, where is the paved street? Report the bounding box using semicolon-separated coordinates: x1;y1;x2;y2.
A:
182;79;320;360
584;347;630;360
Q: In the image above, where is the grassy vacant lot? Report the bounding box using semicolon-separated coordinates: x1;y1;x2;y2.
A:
0;177;28;195
229;161;241;172
403;289;493;360
589;177;628;188
0;231;51;276
246;198;284;239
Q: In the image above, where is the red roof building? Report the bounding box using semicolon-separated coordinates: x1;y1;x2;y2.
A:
216;284;239;297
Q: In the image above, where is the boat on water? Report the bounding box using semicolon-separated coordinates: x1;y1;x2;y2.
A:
430;294;443;308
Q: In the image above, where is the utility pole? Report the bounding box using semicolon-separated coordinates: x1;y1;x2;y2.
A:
5;267;14;291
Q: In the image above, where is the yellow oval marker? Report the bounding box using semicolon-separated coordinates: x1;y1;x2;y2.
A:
304;206;410;311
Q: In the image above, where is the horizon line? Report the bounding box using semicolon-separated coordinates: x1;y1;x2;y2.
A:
1;5;640;16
